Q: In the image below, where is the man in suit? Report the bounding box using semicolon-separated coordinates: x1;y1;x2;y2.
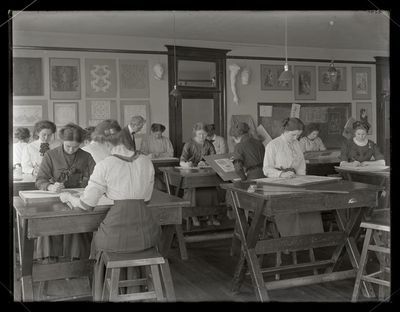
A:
121;115;146;151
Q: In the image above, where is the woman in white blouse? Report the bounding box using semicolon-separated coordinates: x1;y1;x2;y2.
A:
13;127;30;167
21;120;61;175
139;123;174;158
299;123;327;153
263;117;324;237
59;120;161;300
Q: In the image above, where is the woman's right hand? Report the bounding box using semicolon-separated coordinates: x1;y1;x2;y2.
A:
350;161;361;167
281;171;295;178
181;161;192;168
48;182;65;193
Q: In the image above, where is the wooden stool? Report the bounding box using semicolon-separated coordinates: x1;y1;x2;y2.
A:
352;209;390;302
101;248;175;302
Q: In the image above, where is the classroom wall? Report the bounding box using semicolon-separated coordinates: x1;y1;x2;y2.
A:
13;30;387;146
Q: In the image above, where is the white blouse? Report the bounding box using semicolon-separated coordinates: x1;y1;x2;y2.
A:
21;139;61;174
13;142;28;166
139;135;174;158
263;134;306;178
81;141;111;164
299;136;327;152
209;134;228;155
80;145;155;208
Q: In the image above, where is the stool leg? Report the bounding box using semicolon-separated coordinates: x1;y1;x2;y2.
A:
159;259;176;301
101;267;111;301
175;225;188;260
352;228;372;302
309;248;318;275
108;268;121;301
150;264;165;301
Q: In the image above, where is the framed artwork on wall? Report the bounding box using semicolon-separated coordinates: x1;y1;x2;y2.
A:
260;64;292;90
294;66;316;100
356;102;373;134
85;58;117;98
50;58;81;100
119;59;150;98
352;67;371;100
86;100;117;127
318;66;347;91
13;57;43;96
53;102;78;127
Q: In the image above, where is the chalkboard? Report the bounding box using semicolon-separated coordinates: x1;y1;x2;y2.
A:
257;102;351;149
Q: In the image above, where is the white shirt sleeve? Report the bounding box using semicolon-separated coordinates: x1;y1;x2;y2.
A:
21;144;34;174
144;161;155;202
263;143;282;178
80;161;107;209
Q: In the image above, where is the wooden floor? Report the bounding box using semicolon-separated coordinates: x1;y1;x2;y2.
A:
13;236;386;302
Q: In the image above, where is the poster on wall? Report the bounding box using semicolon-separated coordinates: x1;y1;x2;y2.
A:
120;100;150;135
50;58;81;100
352;67;371;100
85;59;117;98
53;102;78;126
260;64;292;90
318;66;347;91
13;105;43;127
356;102;373;134
13;57;43;96
119;59;150;98
294;66;316;100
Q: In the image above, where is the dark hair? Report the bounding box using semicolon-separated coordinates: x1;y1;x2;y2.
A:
84;126;96;141
282;118;304;132
229;122;250;138
14;127;30;141
151;123;166;133
304;123;320;136
192;122;208;135
92;119;122;143
353;120;370;132
205;124;216;134
59;123;85;143
33;120;56;138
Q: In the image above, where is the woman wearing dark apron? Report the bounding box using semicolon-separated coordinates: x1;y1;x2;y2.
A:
59;120;161;301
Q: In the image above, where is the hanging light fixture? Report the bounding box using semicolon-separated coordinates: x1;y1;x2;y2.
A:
170;11;182;98
278;14;293;82
327;20;338;82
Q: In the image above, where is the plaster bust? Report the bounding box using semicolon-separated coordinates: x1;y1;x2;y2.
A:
153;63;164;80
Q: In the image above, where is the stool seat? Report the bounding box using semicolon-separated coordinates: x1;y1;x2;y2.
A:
102;248;165;268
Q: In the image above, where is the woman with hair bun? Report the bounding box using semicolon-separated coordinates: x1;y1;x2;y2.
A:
35;123;96;262
139;123;174;158
340;121;385;167
263;117;324;237
299;123;327;153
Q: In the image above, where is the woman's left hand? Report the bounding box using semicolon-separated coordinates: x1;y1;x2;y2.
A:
59;192;71;203
198;161;206;167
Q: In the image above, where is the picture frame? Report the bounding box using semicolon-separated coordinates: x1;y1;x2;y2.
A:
13;57;43;96
352;67;371;100
119;59;150;98
85;58;117;98
260;64;292;90
294;66;316;100
318;66;347;91
13;100;48;129
53;102;78;127
50;58;81;100
355;102;373;134
120;100;150;135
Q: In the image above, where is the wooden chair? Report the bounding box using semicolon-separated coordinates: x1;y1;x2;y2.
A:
352;209;390;302
101;248;175;302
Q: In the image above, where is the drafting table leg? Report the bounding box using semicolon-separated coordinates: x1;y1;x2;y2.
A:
163;172;172;195
158;225;176;258
175;225;188;260
19;218;34;301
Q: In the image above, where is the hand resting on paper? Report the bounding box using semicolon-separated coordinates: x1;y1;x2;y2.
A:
197;161;207;168
59;192;84;210
280;171;295;178
47;182;65;193
180;161;193;168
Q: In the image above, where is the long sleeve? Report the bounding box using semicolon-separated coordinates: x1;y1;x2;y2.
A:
219;137;228;154
317;137;327;151
144;163;155;202
340;141;350;162
158;137;174;158
80;162;108;209
296;152;306;176
35;152;54;190
139;136;150;155
180;142;191;162
21;144;34;174
263;143;282;178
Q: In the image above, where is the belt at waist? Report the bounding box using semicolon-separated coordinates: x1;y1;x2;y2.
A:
245;163;263;172
275;167;296;173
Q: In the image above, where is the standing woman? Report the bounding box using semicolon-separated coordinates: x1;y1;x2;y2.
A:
140;123;174;158
299;123;327;153
180;122;219;226
21;120;61;175
340;121;385;167
35;123;96;262
59;121;160;300
263;117;324;237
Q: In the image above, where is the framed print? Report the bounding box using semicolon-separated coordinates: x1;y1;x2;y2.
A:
318;66;347;91
85;58;117;98
13;105;43;127
120;100;150;135
260;64;292;90
294;66;316;100
119;59;150;98
86;100;117;127
50;58;81;99
53;102;78;126
356;102;373;134
352;67;371;100
13;57;43;96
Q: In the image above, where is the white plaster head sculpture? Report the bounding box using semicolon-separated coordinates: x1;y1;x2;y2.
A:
153;63;164;80
229;64;241;105
241;68;250;85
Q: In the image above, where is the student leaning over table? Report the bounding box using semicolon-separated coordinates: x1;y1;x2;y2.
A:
299;123;327;153
59;120;160;300
139;123;174;158
263;117;324;237
339;121;385;167
35;123;96;262
21;120;61;175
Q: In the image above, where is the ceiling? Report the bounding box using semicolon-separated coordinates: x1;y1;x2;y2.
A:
12;10;390;51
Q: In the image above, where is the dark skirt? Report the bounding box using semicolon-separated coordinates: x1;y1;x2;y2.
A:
91;199;161;301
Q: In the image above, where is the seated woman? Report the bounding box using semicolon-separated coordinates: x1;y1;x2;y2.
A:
59;121;160;300
35;123;96;262
21;120;61;175
263;117;324;237
140;123;174;158
13;127;30;167
82;120;121;163
180;122;220;226
230;122;265;181
340;121;385;167
299;123;327;153
205;123;227;155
